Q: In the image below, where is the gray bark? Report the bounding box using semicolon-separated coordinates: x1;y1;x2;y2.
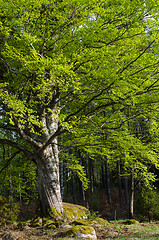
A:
35;144;62;215
31;114;63;215
1;105;63;215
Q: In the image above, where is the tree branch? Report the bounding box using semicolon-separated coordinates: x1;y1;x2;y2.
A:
2;104;42;148
117;40;155;74
38;127;66;153
0;150;21;174
0;139;34;162
63;81;116;122
12;116;42;148
0;123;17;131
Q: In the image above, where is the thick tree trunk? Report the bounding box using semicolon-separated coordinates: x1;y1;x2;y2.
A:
32;113;63;215
35;144;63;216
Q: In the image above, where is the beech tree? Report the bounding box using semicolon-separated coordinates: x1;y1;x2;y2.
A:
0;0;159;215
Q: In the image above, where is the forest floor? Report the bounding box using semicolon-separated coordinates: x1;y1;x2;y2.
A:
1;221;159;239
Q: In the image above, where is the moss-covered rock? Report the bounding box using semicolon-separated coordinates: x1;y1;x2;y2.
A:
45;224;56;229
48;202;87;221
49;207;62;221
71;219;88;226
44;219;65;229
120;219;140;225
96;218;110;225
45;219;55;225
30;217;43;227
64;225;97;239
63;202;87;221
44;220;57;229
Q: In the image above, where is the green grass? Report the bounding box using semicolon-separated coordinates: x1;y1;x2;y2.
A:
95;222;159;240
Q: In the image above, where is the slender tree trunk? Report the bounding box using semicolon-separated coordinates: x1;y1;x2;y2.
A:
118;161;124;209
34;144;62;216
78;150;86;206
101;163;105;189
60;162;64;201
124;176;129;210
19;171;22;203
129;169;134;219
89;158;94;193
66;168;69;198
8;146;13;201
105;161;111;205
9;169;13;201
79;181;85;206
72;174;76;204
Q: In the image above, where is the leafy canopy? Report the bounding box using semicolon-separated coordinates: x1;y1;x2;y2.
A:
0;0;159;186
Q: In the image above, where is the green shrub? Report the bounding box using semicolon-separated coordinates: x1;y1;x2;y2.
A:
136;187;159;222
0;196;19;225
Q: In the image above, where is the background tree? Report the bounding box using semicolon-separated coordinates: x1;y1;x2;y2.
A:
136;187;159;222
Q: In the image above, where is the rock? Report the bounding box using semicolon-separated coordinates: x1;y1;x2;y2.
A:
40;230;47;235
76;230;97;239
63;202;87;221
64;225;97;239
59;224;72;229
